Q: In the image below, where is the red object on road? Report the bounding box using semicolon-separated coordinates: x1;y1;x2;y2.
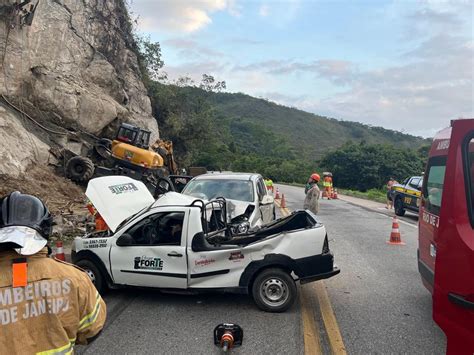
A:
55;241;66;261
418;118;474;354
280;194;286;208
333;189;338;199
387;217;405;245
275;188;280;199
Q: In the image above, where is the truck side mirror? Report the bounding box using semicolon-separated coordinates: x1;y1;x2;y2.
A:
117;233;133;246
154;177;175;198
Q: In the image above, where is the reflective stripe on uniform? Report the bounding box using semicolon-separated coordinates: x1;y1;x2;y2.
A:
78;292;101;331
36;338;75;355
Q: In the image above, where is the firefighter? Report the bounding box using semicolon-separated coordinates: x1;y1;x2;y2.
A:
304;173;321;214
0;191;106;353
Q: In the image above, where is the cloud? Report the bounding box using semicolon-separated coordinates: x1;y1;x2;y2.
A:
162;38;224;58
259;4;269;17
129;0;238;33
234;59;355;85
232;32;473;137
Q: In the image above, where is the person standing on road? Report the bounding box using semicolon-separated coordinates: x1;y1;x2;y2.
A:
0;191;106;353
386;178;396;209
304;173;321;214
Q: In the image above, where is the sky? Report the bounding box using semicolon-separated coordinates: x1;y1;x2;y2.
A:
128;0;473;137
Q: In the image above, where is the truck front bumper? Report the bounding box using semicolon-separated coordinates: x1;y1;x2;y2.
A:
294;252;340;284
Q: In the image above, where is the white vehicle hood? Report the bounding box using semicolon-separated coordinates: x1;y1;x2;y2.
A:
86;176;155;232
226;199;253;218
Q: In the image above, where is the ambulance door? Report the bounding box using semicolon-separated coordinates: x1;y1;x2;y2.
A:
110;209;188;289
432;119;474;354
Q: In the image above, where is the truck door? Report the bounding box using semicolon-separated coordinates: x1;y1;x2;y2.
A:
432;120;474;353
110;210;188;289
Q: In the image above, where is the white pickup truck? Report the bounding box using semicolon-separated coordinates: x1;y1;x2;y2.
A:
72;176;340;312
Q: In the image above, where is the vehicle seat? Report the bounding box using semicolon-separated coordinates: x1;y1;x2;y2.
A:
191;232;239;252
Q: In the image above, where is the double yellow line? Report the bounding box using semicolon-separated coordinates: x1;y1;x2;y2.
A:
275;199;347;355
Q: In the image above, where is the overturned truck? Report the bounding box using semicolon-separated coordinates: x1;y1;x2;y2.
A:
60;123;179;189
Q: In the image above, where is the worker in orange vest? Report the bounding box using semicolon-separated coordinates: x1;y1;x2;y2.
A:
86;201;108;231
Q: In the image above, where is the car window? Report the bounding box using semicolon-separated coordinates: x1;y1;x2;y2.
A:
423;157;447;216
417;178;423;189
409;178;420;189
125;212;184;246
256;178;266;201
182;179;254;202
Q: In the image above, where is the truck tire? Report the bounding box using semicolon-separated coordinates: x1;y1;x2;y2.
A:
76;259;106;294
66;156;95;182
251;268;296;312
394;197;406;216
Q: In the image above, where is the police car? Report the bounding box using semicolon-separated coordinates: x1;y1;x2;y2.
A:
390;176;423;216
72;176;340;312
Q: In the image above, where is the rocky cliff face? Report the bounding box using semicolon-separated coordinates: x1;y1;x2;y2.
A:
0;0;159;177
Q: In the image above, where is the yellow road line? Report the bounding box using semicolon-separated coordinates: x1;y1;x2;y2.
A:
300;287;322;355
313;282;347;355
277;202;346;355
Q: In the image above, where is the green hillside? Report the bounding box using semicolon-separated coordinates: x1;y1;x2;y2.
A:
209;92;429;160
146;83;429;185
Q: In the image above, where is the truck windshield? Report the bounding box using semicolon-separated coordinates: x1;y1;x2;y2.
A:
423;156;447;215
182;179;254;202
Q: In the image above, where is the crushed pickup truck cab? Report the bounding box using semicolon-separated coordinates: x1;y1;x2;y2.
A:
72;176;340;312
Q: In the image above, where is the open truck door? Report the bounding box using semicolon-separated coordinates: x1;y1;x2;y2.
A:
429;119;474;353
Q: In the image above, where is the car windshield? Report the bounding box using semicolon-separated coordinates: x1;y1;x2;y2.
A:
182;179;254;202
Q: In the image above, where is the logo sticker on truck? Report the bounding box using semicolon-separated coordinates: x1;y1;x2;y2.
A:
229;251;244;262
109;183;139;195
134;256;163;270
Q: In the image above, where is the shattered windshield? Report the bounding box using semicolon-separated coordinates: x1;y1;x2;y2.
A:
182;179;254;203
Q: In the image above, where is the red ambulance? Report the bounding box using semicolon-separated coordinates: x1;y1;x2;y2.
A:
418;118;474;354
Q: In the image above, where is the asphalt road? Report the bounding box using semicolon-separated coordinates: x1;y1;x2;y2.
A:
276;184;446;354
76;185;446;354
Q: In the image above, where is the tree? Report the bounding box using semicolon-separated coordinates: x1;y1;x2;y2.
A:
135;36;167;82
320;142;425;191
199;74;226;92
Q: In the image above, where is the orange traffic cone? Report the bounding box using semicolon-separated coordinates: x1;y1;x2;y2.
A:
333;189;338;199
55;241;66;261
281;194;287;208
387;217;405;245
275;188;280;199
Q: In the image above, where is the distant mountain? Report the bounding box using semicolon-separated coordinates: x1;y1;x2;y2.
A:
209;92;430;160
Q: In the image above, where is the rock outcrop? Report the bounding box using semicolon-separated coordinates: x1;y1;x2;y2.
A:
0;0;159;177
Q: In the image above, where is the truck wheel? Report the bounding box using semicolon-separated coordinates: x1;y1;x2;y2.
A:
66;156;95;182
394;197;406;216
252;268;296;312
76;259;106;294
